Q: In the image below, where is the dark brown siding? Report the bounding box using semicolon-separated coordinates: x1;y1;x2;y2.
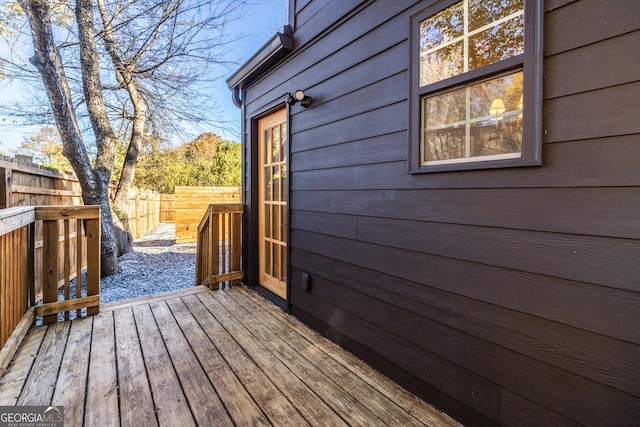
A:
240;0;640;424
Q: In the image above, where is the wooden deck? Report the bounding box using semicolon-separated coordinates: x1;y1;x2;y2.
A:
0;285;459;426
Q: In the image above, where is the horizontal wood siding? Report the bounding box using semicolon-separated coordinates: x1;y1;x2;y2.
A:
243;0;640;424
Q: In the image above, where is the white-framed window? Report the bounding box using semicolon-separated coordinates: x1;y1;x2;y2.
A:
409;0;543;173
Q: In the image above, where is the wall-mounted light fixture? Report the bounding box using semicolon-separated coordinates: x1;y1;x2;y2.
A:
287;90;311;108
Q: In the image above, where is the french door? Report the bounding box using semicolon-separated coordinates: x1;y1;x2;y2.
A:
258;108;288;299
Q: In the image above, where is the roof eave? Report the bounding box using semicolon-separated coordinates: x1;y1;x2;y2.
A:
226;30;293;92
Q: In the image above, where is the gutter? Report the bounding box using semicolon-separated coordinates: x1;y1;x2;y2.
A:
226;26;293;108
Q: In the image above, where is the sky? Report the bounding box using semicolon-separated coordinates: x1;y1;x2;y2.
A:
0;0;288;153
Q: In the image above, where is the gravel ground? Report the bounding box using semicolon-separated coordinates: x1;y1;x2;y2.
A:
100;222;197;303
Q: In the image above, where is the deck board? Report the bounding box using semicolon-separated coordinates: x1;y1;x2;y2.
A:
0;326;47;405
231;286;458;427
18;322;69;406
52;317;92;427
133;303;195;427
183;294;348;427
213;289;428;427
114;306;158;427
85;311;118;427
169;296;269;426
203;291;383;427
152;300;232;426
188;293;312;426
0;285;461;426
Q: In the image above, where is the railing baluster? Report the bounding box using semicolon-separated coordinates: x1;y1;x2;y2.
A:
63;219;70;320
195;203;243;290
212;211;220;290
42;218;59;324
28;222;35;308
231;211;242;286
85;217;100;316
75;219;83;318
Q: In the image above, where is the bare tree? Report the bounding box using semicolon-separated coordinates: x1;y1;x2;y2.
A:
15;0;245;276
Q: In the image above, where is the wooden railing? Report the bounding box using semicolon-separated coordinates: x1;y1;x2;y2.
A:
0;206;101;352
196;203;243;289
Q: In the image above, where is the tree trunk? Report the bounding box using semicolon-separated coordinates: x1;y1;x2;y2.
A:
19;0;122;275
97;0;147;245
76;0;134;257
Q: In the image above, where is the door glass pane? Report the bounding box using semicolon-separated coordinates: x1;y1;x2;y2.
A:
281;123;288;162
282;248;287;282
273;243;280;280
273;205;280;241
264;241;271;275
281;205;287;242
265;166;272;201
264;204;271;238
264;129;272;164
272;125;280;163
272;165;280;201
282;168;288;204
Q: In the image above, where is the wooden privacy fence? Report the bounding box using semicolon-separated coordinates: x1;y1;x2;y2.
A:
175;186;241;243
119;189;161;240
0;206;101;355
0;156;82;208
196;204;243;289
160;194;175;223
0;156;160;239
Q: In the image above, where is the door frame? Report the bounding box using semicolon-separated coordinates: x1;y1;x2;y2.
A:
248;101;291;311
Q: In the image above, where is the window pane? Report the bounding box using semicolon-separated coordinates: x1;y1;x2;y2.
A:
422;70;523;164
468;0;524;32
470;71;523;157
419;0;524;86
423;88;466;129
469;15;524;70
423;128;466;162
469;71;523;119
470;115;521;157
419;2;464;52
421;41;464;86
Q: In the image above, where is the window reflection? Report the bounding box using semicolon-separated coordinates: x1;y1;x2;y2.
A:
422;70;523;164
469;15;524;70
419;0;524;86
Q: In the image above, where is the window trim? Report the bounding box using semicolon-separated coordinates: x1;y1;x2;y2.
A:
408;0;543;174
